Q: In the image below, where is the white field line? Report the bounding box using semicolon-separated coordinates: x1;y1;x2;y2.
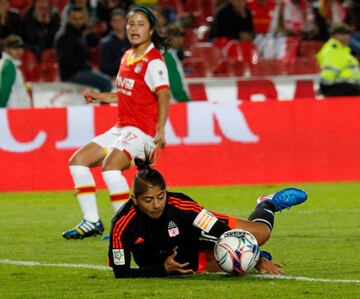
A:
0;259;110;270
1;259;360;284
238;208;360;215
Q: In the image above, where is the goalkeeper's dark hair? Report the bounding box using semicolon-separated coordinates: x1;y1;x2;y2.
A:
133;150;166;197
127;5;169;51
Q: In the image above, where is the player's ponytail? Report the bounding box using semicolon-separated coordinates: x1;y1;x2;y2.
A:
133;149;166;197
127;6;169;51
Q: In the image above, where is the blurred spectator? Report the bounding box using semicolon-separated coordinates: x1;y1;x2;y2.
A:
0;0;22;41
21;0;61;59
0;35;31;108
317;0;346;29
210;0;254;41
152;6;179;44
312;0;347;41
54;5;112;91
96;0;133;35
269;0;318;38
163;23;191;102
99;8;130;77
247;0;276;34
61;0;98;41
316;24;360;96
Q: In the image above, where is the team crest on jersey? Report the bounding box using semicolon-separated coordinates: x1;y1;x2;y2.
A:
168;221;179;237
134;63;143;73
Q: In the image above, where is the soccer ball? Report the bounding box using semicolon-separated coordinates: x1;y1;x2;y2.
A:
214;229;260;274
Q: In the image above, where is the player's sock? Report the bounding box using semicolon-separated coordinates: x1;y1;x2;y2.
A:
102;170;129;212
248;202;275;231
69;165;100;222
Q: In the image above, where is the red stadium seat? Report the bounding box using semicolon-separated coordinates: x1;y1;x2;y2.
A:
10;0;31;13
190;42;222;67
282;37;301;63
31;63;60;82
298;40;324;57
223;41;259;65
183;28;199;50
287;56;320;75
41;48;57;64
88;47;99;69
53;0;68;12
249;59;287;76
182;57;208;77
21;49;38;81
211;58;246;77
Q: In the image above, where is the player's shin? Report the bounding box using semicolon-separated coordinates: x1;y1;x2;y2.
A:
102;170;129;212
70;165;100;222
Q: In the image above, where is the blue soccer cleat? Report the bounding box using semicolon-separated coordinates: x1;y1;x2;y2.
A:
256;188;307;212
62;219;104;240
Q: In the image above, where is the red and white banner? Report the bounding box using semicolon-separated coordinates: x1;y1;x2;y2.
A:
30;75;319;107
1;98;360;192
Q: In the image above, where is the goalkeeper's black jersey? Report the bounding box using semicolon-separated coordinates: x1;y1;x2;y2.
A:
108;191;230;278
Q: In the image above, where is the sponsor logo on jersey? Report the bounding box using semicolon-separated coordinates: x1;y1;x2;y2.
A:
116;76;135;96
168;221;179;237
112;249;125;265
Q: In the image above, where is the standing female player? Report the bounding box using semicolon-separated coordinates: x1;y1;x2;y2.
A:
108;152;308;278
63;6;170;239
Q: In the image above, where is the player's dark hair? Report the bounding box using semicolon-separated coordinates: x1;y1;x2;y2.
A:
127;6;169;51
133;150;166;197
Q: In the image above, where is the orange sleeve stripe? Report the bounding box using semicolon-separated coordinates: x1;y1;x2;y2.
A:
112;207;135;248
169;200;202;209
75;186;96;195
118;210;136;248
168;202;202;213
113;207;135;244
211;211;237;229
168;197;202;209
113;210;135;249
168;197;203;212
227;216;237;229
110;193;130;202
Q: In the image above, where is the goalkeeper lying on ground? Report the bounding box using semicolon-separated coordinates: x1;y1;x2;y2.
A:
108;152;307;278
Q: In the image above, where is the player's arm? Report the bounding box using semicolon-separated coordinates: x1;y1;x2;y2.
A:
109;245;168;278
145;58;170;148
192;208;231;238
109;218;167;278
83;90;118;104
168;193;231;238
154;87;170;148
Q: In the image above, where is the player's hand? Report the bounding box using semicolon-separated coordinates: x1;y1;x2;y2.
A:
83;89;100;104
154;129;166;148
164;251;194;275
256;257;284;275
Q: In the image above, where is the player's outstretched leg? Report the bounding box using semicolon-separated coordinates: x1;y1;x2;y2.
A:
62;219;104;240
256;188;307;212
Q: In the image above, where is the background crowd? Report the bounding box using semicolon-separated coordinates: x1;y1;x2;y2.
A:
0;0;359;107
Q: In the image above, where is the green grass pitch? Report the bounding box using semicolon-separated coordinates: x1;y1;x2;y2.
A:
1;182;360;298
